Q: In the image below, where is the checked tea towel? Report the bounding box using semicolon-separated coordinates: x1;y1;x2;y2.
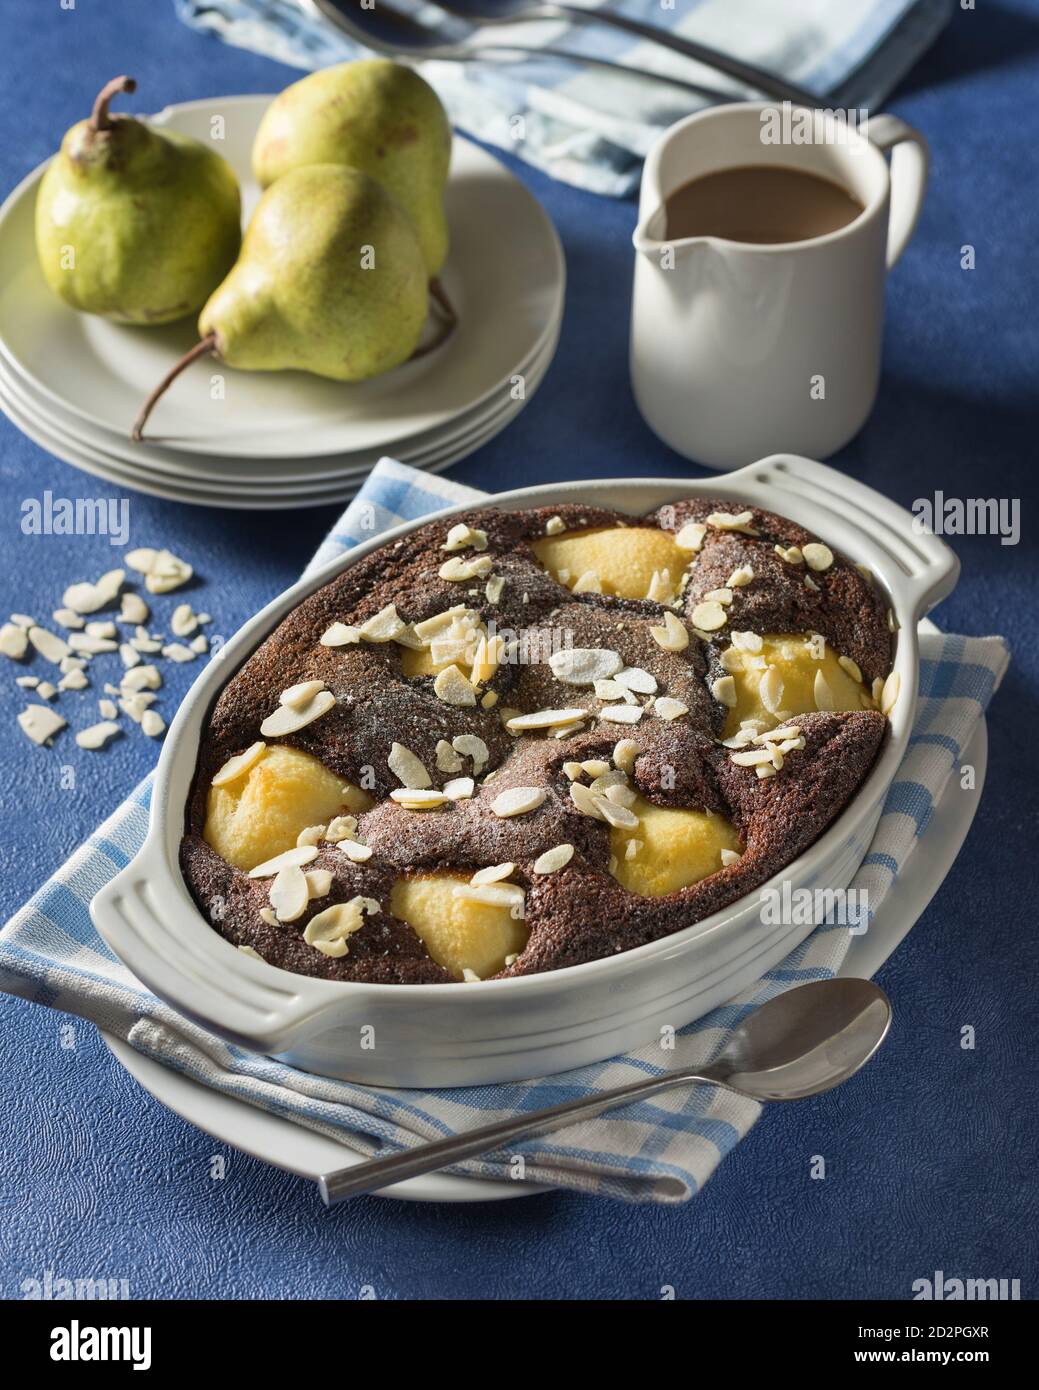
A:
0;458;1009;1203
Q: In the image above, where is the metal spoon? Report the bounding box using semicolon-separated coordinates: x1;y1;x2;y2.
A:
319;977;891;1205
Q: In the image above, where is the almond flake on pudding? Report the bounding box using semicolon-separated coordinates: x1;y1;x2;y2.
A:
703;587;733;606
320;622;361;647
305;869;334;900
443;776;475;799
707;510;756;533
268;864;310;923
813;670;835;711
646;569;676;603
572;571;602;594
562;761;583;781
720;848;741;867
569;781;607;820
472;862;515;886
614;666;657;695
434;664;477;707
304;897;378;957
248;845;320;878
774;544;804;565
802;543;834;572
838;655;864;683
581;759;611;778
592;678;624;700
690;601;727;632
439;555;493;582
534;843;574;874
491;786;547;817
506;708;587;732
649;610;689;653
730;747;775;768
74;720;121;750
280;679;326;710
482;575;505;606
727;566;754;587
544;515;565;535
592;794;639;829
442;523;488;552
296;824;327;848
612;739;641;773
359;604;405;642
389;788;450;809
753;724;801;745
338;839;373;862
0;623;29;659
213;742;267;787
654;697;688;720
435;739;464;773
599;704;644;724
675;521;707;552
880;670;901;716
454;881;526;913
17;705;66;745
548;646;622;685
731;630;763;653
260;688;336;737
759;667;785;714
388;741;432;789
711;675;738;708
239;943;264;958
324;815;358;843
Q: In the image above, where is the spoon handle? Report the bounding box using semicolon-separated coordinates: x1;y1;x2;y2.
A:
318;1069;717;1204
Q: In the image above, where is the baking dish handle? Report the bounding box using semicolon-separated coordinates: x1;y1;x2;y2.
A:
734;454;959;621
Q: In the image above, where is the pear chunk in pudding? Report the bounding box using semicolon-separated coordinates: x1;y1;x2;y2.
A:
720;633;876;738
390;872;528;980
610;794;741;897
204;744;372;872
531;527;687;600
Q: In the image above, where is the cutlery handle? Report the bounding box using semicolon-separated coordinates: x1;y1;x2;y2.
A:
318;1070;713;1204
549;4;822;106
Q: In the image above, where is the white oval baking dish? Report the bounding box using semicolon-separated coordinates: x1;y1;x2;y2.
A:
91;455;958;1086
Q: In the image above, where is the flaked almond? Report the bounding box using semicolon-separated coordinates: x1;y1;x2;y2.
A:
802;542;834;572
324;815;358;843
491;786;546;818
338;839;373;862
443;776;475;800
471;862;515;886
612;739;641;773
544;515;565;535
707;510;755;532
247;845;319;878
599;704;643;725
592;794;639;829
433;664;477;707
649;610;689;653
691;600;726;631
704;587;733;606
548;646;622;685
727;565;754;588
269;864;309;923
296;824;327;848
731;630;763;653
436;738;464;773
654;697;688;721
774;544;803;565
28;626;70;663
389;788;450;808
141;709;165;739
280;679;326;710
675;521;707;552
439;555;493;582
759;667;785;714
0;623;28;659
814;670;835;711
880;670;901;716
75;720;121;750
320;622;361;647
485;575;505;604
17;705;66;745
442;523;488;552
359;604;405;642
303;897;377;957
614;666;656;694
572;571;602;594
646;569;675;603
838;655;863;683
388;741;431;789
569;781;607;820
533;843;574;874
259;689;335;736
710;675;737;708
506;708;586;732
305;870;334;900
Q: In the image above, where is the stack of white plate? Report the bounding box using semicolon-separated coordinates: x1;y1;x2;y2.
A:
0;95;565;509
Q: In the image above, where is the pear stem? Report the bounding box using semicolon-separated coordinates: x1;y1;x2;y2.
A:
131;333;217;443
411;279;458;361
90;76;137;133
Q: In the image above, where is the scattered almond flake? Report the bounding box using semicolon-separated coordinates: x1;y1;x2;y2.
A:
52;608;85;630
10;614;34;628
571;571;602;594
871;676;884;704
170;603;198;638
599;704;643;725
690;600;727;632
614;666;657;695
162;642;196;663
576;759;607;780
752;724;801;745
443;776;475;800
485;575;505;604
570;781;607;820
759;667;785;714
28;626;70;663
0;623;29;660
880;670;901;716
338;839;373;862
267;864;308;923
707;510;756;534
390;789;451;809
838;655;863;683
654;697;688;721
506;708;587;732
731;630;763;653
813;670;835;711
562;760;584;781
649;610;689;653
756;763;778;779
704;587;733;606
533;843;574;874
592;794;639;829
190;634;208;655
776;736;806;754
141;709;166;738
720;848;741;867
675;521;707;552
454;881;526;914
17;704;66;746
710;675;737;708
442;522;488;552
320;621;361;647
646;569;676;603
61;656;87;675
61;569;124;615
388;741;432;789
413;605;466;640
589;769;627;795
280;679;326;710
129;633;162;654
125;547;193;594
433;663;477;707
115;640;140;670
248;845;320;879
544;515;565;535
471;862;516;886
439;555;493;582
296;824;327;848
359;603;405;642
15;676;38;688
307;896;379;957
211;742;266;787
435;739;464;773
720;647;744;674
122;664;161;691
593;679;625;700
305;869;334;900
69;632;117;655
727;566;754;588
549;647;622;685
802;542;834;572
774;544;804;565
324;815;358;843
730;747;775;768
491;786;546;818
764;742;785;771
612;739;641;773
553;720;586;739
118;692;155;724
119;592;149;625
85;620;116;639
75;720;121;750
259;689;335;737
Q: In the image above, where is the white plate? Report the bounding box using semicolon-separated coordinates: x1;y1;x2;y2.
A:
0;322;561;503
0;95;565;459
0;339;555;509
101;704;985;1203
0;324;558;490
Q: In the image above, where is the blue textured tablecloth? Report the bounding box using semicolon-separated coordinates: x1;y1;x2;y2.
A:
1;0;1036;1299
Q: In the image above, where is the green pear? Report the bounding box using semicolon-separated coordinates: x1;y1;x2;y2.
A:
131;164;430;440
252;60;451;277
35;76;241;326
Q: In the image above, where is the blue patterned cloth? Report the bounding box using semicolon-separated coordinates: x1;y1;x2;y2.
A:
174;0;954;195
0;459;1008;1203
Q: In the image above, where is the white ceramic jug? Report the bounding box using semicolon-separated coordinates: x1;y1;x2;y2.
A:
630;103;928;470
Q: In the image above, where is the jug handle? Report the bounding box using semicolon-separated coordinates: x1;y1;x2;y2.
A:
868;114;929;268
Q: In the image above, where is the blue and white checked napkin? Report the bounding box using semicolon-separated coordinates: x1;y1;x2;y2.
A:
0;459;1009;1203
174;0;954;196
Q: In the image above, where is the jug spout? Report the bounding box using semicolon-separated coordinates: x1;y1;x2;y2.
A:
632;205;707;262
